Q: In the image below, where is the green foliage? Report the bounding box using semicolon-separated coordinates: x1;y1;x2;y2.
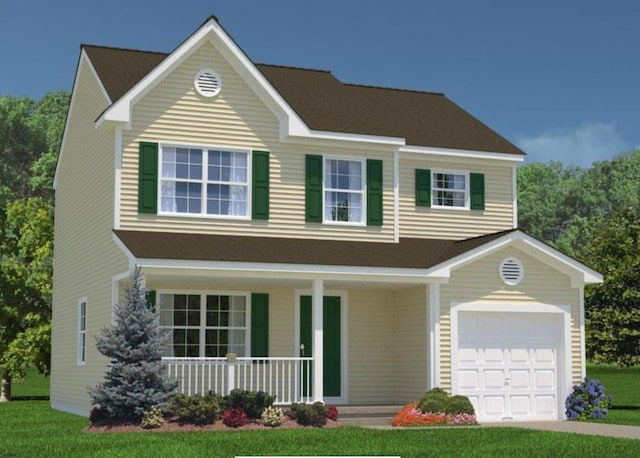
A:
141;407;165;429
169;392;222;425
88;267;178;421
261;406;285;426
223;388;276;419
417;388;449;413
289;402;327;427
445;395;475;415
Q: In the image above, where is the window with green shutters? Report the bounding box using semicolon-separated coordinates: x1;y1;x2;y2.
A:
416;169;485;210
306;154;383;226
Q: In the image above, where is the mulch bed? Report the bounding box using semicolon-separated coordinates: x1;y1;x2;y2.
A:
85;417;342;433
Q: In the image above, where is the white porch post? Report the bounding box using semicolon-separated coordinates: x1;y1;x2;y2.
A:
428;282;441;389
312;279;324;403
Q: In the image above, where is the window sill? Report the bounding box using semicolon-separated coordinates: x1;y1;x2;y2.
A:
157;212;252;221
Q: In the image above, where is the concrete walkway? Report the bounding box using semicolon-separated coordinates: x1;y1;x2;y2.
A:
485;421;640;440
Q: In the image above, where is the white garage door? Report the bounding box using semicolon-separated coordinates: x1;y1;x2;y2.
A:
455;311;562;422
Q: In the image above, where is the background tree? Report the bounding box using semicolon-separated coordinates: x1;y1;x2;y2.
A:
0;91;68;401
0;198;54;401
89;267;177;421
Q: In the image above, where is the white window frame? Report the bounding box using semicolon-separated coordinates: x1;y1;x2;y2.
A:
158;143;252;220
77;297;87;365
431;169;470;210
157;290;251;358
322;156;366;226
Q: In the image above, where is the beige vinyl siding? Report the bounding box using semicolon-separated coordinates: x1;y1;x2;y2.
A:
392;286;429;403
438;247;581;392
119;41;394;242
51;56;130;415
399;155;515;239
347;289;396;403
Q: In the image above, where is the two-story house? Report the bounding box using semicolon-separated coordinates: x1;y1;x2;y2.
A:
51;16;601;422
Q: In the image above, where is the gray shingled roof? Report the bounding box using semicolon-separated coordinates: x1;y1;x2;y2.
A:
83;44;524;155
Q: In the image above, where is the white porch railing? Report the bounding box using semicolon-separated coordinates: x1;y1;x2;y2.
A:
162;356;314;405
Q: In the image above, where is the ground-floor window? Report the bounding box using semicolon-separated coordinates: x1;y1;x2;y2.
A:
158;292;248;357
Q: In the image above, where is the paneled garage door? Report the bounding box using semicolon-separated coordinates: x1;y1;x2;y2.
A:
455;311;562;422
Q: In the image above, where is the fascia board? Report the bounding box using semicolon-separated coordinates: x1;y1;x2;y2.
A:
136;258;435;283
400;145;525;162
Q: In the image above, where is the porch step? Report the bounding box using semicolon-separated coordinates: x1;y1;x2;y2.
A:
337;405;402;427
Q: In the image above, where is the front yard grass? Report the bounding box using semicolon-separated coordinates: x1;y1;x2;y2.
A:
587;364;640;426
2;400;640;457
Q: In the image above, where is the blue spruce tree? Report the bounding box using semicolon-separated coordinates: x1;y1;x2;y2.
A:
89;266;177;421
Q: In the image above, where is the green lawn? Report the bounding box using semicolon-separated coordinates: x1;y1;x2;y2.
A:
586;364;640;426
1;367;639;457
1;401;640;458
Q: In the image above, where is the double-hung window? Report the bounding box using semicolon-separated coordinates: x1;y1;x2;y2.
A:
432;171;468;209
324;158;364;224
160;146;249;217
159;293;248;357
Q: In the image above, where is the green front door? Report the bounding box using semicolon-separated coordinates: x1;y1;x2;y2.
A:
300;296;341;398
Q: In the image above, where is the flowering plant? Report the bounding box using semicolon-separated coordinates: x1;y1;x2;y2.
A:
222;407;248;427
565;378;613;420
325;405;339;421
392;402;477;427
261;406;285;427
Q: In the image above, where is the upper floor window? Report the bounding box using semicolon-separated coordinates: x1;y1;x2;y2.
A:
160;146;249;218
432;171;469;209
324;158;365;224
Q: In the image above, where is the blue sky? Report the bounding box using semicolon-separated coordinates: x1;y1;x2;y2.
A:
2;0;639;167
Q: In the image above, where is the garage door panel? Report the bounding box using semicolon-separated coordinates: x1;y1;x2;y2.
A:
456;311;561;422
459;370;479;390
535;395;556;415
510;396;531;415
509;370;530;390
484;370;505;389
534;370;555;389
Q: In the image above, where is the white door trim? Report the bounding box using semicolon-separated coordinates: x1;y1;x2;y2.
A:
294;289;349;405
450;302;572;421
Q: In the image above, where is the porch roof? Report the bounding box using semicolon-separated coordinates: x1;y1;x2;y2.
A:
113;229;514;269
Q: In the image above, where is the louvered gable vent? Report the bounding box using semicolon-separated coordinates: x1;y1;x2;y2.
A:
499;257;524;286
194;69;222;97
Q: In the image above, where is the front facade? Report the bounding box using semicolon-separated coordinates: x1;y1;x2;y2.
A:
51;17;601;422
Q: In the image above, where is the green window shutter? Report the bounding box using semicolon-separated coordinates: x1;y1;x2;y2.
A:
251;293;269;357
145;290;156;312
366;159;383;226
470;173;485;210
415;169;431;206
305;155;323;222
138;142;158;214
252;150;270;220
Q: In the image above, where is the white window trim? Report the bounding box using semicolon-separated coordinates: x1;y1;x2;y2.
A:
157;143;252;221
322;155;367;226
431;169;470;211
157;290;251;358
77;297;87;365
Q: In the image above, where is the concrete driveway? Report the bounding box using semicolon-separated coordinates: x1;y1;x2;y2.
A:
485;421;640;440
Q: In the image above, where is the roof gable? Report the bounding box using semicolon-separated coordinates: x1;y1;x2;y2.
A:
83;18;524;155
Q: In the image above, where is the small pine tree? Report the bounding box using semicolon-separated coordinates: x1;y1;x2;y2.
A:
88;266;177;422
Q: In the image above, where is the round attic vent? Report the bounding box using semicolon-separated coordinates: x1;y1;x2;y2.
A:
499;257;524;286
194;69;222;97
